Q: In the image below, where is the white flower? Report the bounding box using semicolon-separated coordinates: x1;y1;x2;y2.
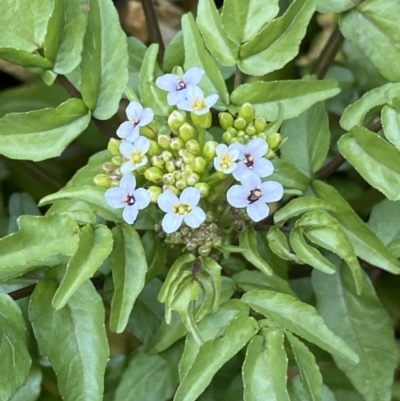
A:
177;86;219;115
231;138;274;180
156;67;204;106
105;175;150;224
120;136;150;174
158;187;206;233
214;144;240;174
116;102;154;142
227;173;283;222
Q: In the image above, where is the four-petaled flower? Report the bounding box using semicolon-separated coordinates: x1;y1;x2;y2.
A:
156;67;204;106
231;138;274;181
214;144;240;174
105;175;150;224
227;173;283;222
120;136;150;174
117;102;154;142
158;187;206;233
177;86;219;115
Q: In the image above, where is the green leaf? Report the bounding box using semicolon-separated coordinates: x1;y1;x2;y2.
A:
46;200;97;226
0;99;90;161
9;366;42;401
316;0;356;12
52;225;113;309
242;290;359;365
142;231;167;283
114;352;178;401
281;102;330;176
0;47;52;69
243;330;290;401
382;105;400;150
0;293;31;401
286;332;323;401
338;125;400;201
239;226;273;276
29;279;109;401
80;0;128;119
139;44;169;116
239;0;316;76
313;265;399;401
201;257;222;312
174;316;258;401
339;0;400;82
340;82;400;131
312;180;400;274
197;0;238;66
221;0;279;44
163;31;184;72
231;80;340;120
182;13;229;108
270;158;310;193
127;36;147;93
43;0;86;75
8;192;40;234
0;214;79;281
109;225;148;333
267;226;298;262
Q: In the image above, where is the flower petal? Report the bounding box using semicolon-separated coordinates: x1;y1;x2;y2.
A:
227;185;248;208
215;143;228;157
119;141;135;158
186;85;204;102
184;207;206;228
126;126;140;143
123;204;139;224
224;162;238;174
139;108;154;126
260;181;284;203
183;67;204;85
121;161;134;174
230;143;246;158
158;191;179;213
134;136;150;153
253;158;274;178
162;212;183;233
247;138;268;157
116;121;136;141
180;187;200;206
134;188;151;209
105;188;126;208
232;162;248;180
168;90;187;106
156;74;179;92
176;99;192;112
126;102;144;120
242;171;262;187
228;146;240;160
119;174;136;192
205;94;219;109
247;202;269;222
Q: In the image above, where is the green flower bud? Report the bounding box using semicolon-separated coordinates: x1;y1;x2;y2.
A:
163;173;175;185
222;131;232;144
172;231;183;244
137;164;149;175
102;162;116;174
186;241;197;251
254;116;267;133
180;225;191;236
257;132;267;140
166;185;180;196
154;223;162;232
158;134;172;150
185;139;201;155
173;171;182;180
161;150;174;162
176;178;187;190
227;127;237;136
187;173;200;186
233;117;247;130
205;211;214;222
203;141;218;161
267;133;283;151
148;186;162;203
180;150;195;165
245;124;256;136
244;135;250;142
94;174;112;188
193;157;207;173
148;140;162;157
165;160;176;173
209;223;219;232
231;137;242;143
198;244;211;257
179;123;196;142
111;156;122;166
107;138;121;156
170;137;185;150
237;130;246;139
195;182;210;197
140;125;157;140
238;102;255;123
168;110;186;134
150;155;164;169
145;167;163;183
218;112;234;130
175;158;184;169
265;149;276;159
191;111;212;129
212;236;222;247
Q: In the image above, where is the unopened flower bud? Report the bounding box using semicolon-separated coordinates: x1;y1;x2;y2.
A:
180;226;191;236
191;111;212;129
165;160;176;173
238;102;255;123
231;137;242;143
227;127;237;136
218;112;234;130
246;124;256;136
237;130;246;139
195;182;210;197
187;173;200;186
107;138;121;155
173;171;182;180
203;141;218;161
159;135;172;150
161;150;173;162
210;223;219;232
179;123;196;142
254;116;267;133
94;174;112;188
175;158;184;169
265;149;276;159
140;125;157;140
205;211;214;222
244;135;250;142
150;155;164;169
112;156;122;166
170;137;185;150
186;241;197;251
163;173;175;185
212;236;222;247
198;244;211;257
193;157;207;173
185;139;200;155
102;162;116;174
148;186;162;203
222;131;232;143
172;231;183;244
234;117;247;130
257;132;267;140
176;178;187;190
145;167;163;183
267;133;283;151
154;223;162;232
180;150;195;164
167;185;180;195
168;110;186;134
148;140;162;157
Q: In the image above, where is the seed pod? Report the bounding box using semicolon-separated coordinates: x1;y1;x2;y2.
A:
185;139;201;155
233;117;247;130
94;174;112;188
218;112;234;130
168;110;186;134
195;182;210;197
238;102;255;123
148;186;162;203
203;141;218;161
144;167;163;183
254;116;267;133
179;123;196;142
193;157;207;173
107;138;121;155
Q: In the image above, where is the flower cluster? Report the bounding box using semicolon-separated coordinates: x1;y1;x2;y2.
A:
94;67;285;254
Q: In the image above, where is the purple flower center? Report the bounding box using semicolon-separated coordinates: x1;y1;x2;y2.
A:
176;79;187;91
247;188;262;204
123;193;136;206
130;118;140;128
244;153;255;169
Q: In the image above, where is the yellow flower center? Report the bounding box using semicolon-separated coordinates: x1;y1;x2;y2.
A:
130;150;146;166
191;97;207;111
172;203;192;215
220;153;234;170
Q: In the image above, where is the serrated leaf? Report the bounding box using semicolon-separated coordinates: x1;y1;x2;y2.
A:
313;265;399;401
239;0;316;76
182;13;229;109
109;225;147;333
338;125;400;201
80;0;128;119
29;279;109;401
0;215;79;281
52;224;113;309
242;290;359;365
0;99;90;161
382;105;400;150
174;316;258;401
0;293;31;401
231;80;340;120
312;180;400;274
